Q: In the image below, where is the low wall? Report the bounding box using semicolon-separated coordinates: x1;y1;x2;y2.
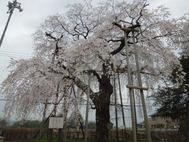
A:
1;128;180;141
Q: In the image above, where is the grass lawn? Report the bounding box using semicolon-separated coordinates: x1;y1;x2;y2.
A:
33;137;170;142
33;137;84;142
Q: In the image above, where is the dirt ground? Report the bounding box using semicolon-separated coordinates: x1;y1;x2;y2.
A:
4;140;34;142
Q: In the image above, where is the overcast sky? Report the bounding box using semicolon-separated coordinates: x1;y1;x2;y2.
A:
0;0;188;119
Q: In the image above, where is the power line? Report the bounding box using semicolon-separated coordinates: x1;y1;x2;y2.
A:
0;50;33;56
0;52;33;58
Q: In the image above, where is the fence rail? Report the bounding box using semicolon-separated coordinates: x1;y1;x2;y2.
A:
1;128;180;141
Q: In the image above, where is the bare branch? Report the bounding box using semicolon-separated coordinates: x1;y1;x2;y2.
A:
136;3;149;24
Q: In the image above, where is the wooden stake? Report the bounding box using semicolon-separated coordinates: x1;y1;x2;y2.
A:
114;73;119;141
126;85;148;90
121;27;139;32
118;72;127;141
84;74;91;142
132;31;152;142
123;30;138;142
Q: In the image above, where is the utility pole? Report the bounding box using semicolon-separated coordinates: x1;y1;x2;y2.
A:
0;0;23;48
122;27;138;142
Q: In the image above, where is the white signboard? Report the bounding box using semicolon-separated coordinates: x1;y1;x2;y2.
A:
49;117;64;129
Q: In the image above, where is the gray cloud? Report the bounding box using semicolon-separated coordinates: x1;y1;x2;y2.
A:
148;0;189;17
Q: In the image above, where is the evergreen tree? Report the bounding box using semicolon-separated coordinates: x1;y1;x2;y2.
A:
152;56;189;142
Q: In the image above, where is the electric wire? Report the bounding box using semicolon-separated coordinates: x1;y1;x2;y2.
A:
0;51;34;59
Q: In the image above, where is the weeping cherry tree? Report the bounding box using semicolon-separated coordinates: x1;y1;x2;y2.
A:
1;0;188;141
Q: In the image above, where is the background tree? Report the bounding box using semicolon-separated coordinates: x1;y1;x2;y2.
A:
152;56;189;142
151;13;189;141
1;0;187;141
87;121;96;129
0;118;8;128
11;120;43;128
0;118;8;136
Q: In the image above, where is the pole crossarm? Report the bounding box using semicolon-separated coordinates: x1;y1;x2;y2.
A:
121;27;139;32
43;102;62;105
126;85;148;90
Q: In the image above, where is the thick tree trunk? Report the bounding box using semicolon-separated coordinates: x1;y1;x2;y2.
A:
73;70;113;142
95;75;113;142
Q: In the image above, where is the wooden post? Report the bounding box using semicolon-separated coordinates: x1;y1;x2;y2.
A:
114;73;119;140
53;83;60;116
131;72;138;142
42;99;48;121
57;129;63;142
126;85;148;90
63;121;67;142
62;80;68;142
84;74;91;142
48;129;53;142
132;31;152;142
72;85;85;139
118;72;127;141
123;29;138;142
107;122;113;142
